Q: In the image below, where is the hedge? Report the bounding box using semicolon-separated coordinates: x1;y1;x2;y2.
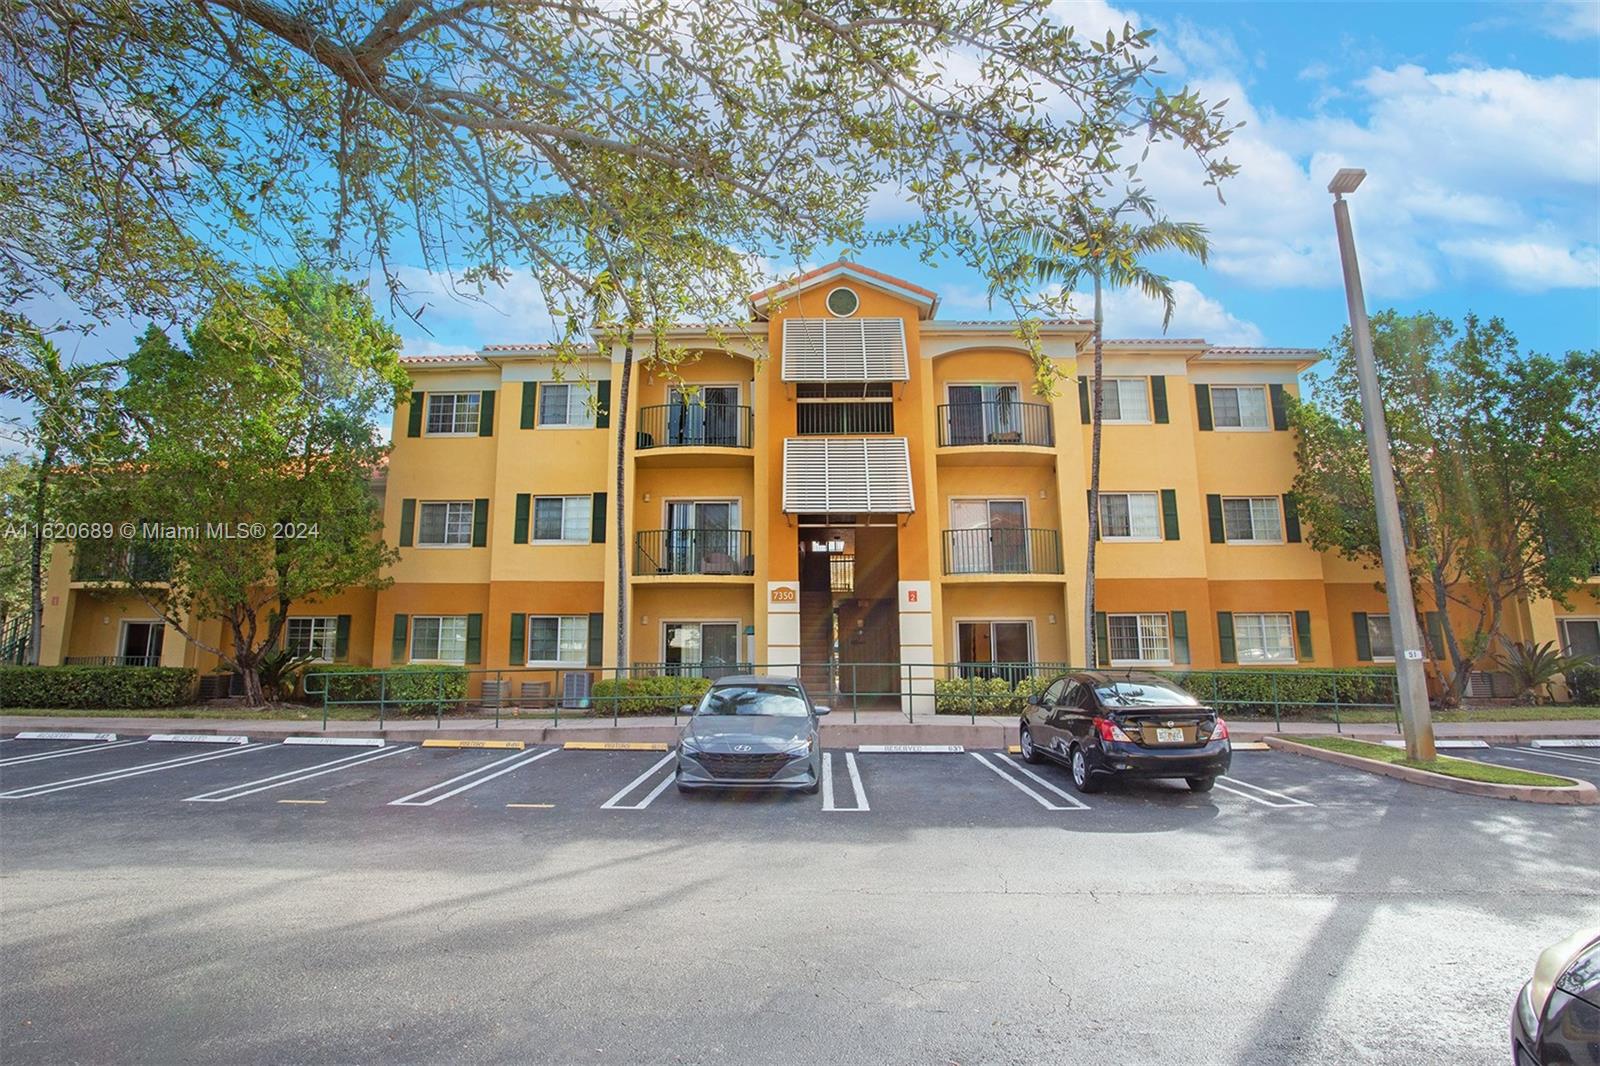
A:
304;664;469;714
592;675;713;715
1159;668;1397;715
934;674;1051;716
1567;664;1600;706
0;666;197;709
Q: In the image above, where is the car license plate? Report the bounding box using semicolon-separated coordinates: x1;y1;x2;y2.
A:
1155;727;1184;743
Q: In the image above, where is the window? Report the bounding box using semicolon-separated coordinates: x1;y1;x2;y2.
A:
1107;613;1171;664
1560;618;1600;657
425;392;480;435
286;617;339;661
411;616;468;663
1210;385;1270;429
1234;613;1296;663
532;496;592;543
956;620;1033;682
1366;615;1395;660
1100;492;1162;540
417;501;474;546
527;615;588;664
1222;497;1283;543
1097;378;1150;423
664;621;741;678
537;382;596;427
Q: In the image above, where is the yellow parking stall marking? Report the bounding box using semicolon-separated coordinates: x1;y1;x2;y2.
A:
421;739;525;750
563;741;669;752
506;803;555;809
277;799;326;805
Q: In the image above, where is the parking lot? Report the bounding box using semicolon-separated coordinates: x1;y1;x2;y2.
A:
2;731;1598;1064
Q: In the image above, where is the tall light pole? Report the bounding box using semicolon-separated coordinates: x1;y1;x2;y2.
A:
1328;168;1436;760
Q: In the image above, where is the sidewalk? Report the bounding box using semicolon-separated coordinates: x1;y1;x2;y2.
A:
4;711;1599;748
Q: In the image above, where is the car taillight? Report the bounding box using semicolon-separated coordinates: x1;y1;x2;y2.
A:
1212;717;1230;741
1093;717;1133;743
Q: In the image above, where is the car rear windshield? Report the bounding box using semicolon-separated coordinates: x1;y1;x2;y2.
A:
1094;681;1200;708
698;685;810;717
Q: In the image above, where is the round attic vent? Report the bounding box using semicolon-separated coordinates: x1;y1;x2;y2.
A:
826;286;859;317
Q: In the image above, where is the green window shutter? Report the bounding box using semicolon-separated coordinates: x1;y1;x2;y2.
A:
471;498;489;547
520;382;537;429
1217;612;1236;664
398;498;416;547
391;614;408;663
1269;383;1289;431
509;613;526;663
1283;493;1302;543
1353;612;1372;661
591;492;607;544
1171;611;1190;664
335;615;351;661
1426;612;1445;659
1160;489;1179;541
1294;610;1313;661
478;390;496;436
1094;611;1109;668
1151;376;1169;423
1195;384;1213;431
407;392;423;437
595;381;611;429
587;612;604;667
464;613;482;664
1206;494;1225;543
1077;376;1091;424
513;494;530;544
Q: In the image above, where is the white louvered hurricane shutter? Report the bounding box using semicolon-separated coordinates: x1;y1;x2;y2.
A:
782;438;915;513
781;318;909;382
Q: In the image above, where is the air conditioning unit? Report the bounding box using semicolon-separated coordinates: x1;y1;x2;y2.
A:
561;671;593;710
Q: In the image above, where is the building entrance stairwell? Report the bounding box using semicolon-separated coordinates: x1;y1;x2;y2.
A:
797;520;901;711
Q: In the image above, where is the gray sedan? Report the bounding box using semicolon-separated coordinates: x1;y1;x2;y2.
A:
676;675;829;793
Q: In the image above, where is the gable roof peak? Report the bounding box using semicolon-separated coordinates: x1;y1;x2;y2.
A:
748;261;940;320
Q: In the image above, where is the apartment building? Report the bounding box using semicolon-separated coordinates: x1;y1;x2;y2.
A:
38;262;1599;706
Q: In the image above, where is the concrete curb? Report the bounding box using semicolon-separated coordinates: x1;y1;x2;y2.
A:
1264;736;1600;806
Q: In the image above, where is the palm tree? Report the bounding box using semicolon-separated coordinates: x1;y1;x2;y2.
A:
1023;195;1208;667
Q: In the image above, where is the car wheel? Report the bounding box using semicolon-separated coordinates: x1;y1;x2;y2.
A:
1019;724;1042;764
803;776;820;795
1070;746;1102;794
1186;776;1216;793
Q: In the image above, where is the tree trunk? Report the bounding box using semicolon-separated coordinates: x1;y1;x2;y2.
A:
1083;274;1104;667
27;448;53;666
613;334;635;680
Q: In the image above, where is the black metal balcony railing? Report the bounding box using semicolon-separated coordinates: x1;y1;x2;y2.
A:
634;529;755;576
64;655;163;667
72;542;172;582
942;528;1063;575
635;404;753;450
796;402;895;435
937;401;1054;448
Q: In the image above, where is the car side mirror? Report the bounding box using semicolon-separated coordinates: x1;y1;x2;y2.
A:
814;704;831;716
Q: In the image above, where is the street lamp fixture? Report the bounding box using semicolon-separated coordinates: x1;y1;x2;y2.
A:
1327;168;1437;760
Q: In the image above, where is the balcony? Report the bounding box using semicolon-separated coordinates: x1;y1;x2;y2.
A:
63;656;163;667
936;401;1054;465
634;529;755;579
72;542;171;583
942;528;1064;578
634;404;753;467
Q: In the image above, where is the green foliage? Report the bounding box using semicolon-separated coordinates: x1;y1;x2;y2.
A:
592;675;713;716
1499;639;1596;705
256;648;317;702
934;674;1051;716
0;666;196;708
307;665;468;715
0;457;31;620
1565;664;1600;705
1159;669;1398;716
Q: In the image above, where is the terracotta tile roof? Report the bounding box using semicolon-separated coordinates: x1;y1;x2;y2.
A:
1202;346;1322;357
398;353;485;365
1102;338;1209;346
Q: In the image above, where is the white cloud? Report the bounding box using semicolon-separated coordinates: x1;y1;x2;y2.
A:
1050;279;1264;345
1437;238;1600;290
371;266;562;351
1540;0;1600;39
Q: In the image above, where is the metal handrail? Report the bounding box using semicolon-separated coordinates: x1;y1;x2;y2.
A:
635;403;753;449
942;527;1063;575
937;401;1054;447
633;529;754;575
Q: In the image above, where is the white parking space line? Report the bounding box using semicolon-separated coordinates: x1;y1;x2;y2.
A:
184;745;413;802
1530;739;1600;749
994;754;1090;810
0;743;277;799
1215;775;1315;808
822;752;869;812
969;752;1082;811
1508;746;1600;767
390;747;559;807
0;739;149;767
601;752;678;810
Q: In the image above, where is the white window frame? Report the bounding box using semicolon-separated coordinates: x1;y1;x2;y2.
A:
416;500;475;548
411;615;469;664
526;614;589;666
286;616;339;661
425;392;481;436
1098;491;1163;542
1233;612;1297;664
1097;377;1151;424
1366;614;1396;662
1222;496;1284;544
1558;617;1600;658
953;618;1036;665
531;495;593;544
537;382;597;429
1106;612;1172;666
1210;385;1271;431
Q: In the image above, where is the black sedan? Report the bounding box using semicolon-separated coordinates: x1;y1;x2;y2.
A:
1512;928;1600;1065
1019;671;1230;793
676;675;829;793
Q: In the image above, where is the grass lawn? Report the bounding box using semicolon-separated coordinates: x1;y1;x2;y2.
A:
1326;705;1600;724
1291;735;1579;788
0;705;593;721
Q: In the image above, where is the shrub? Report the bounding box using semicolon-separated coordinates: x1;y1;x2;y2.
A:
0;665;196;709
1158;668;1397;716
934;673;1051;716
302;664;468;714
1566;663;1600;706
592;675;713;716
